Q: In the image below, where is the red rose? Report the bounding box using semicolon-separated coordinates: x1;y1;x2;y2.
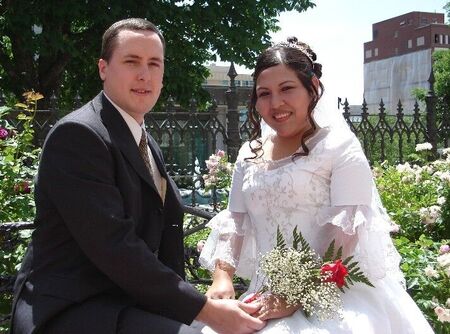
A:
14;181;31;194
320;259;348;288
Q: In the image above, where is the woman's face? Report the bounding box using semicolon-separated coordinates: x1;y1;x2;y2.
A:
255;64;314;141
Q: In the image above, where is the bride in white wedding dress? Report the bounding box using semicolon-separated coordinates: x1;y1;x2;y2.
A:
199;37;433;333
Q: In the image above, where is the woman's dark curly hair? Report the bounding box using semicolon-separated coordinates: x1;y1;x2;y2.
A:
247;36;324;160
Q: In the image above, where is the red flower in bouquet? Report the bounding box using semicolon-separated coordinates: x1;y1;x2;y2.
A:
321;259;348;288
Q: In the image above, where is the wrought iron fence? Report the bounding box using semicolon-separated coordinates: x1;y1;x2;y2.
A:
2;64;448;209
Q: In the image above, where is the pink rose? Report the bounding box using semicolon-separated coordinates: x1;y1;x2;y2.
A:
0;127;9;139
216;150;225;158
440;245;450;255
196;240;206;253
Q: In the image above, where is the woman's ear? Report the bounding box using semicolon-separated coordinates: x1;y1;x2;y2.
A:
312;75;320;92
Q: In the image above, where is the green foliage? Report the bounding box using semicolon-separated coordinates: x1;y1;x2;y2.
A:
411;87;427;102
0;92;41;221
0;0;315;108
433;50;450;103
0;92;41;331
394;236;450;332
375;151;450;241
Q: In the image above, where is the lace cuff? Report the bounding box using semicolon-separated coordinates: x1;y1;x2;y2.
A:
199;210;257;280
315;197;404;285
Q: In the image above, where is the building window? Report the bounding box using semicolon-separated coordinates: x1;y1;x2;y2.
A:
374;48;378;56
394;31;398;38
407;39;412;48
417;36;425;46
421;18;428;25
432;17;438;23
435;34;440;43
365;49;372;58
446;35;449;44
222;80;228;86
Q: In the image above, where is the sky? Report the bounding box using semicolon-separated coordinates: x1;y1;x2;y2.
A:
229;0;448;111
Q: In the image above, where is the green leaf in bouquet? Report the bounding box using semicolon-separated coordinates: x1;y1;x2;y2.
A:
292;226;310;253
334;246;343;261
342;255;354;266
323;239;335;263
276;225;286;249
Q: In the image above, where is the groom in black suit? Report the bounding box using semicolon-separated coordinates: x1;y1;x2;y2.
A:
10;18;265;334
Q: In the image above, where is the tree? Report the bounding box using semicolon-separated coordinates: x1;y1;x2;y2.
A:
433;49;450;105
0;0;315;108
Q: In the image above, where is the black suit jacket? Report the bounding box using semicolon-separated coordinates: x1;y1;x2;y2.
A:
10;92;206;334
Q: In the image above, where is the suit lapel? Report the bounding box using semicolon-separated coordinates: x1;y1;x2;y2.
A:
93;93;160;196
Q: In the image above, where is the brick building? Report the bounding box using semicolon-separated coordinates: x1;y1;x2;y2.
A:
364;11;450;113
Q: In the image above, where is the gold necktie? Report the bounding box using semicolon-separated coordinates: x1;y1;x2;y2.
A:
138;129;167;202
139;129;154;176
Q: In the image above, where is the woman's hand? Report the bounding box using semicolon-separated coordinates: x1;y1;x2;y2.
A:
253;294;301;321
206;260;236;299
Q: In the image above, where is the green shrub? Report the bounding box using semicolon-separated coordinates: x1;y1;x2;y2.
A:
0;92;42;332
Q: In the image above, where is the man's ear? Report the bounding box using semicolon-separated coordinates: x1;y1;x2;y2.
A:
98;59;107;81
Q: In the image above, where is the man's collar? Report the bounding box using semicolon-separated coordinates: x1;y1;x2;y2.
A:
103;92;144;146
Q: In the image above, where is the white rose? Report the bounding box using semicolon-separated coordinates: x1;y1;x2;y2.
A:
437;253;450;268
416;142;433;152
396;162;412;173
424;265;439;278
435;306;450;323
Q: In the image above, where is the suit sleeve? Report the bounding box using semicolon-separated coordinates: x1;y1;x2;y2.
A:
38;120;206;324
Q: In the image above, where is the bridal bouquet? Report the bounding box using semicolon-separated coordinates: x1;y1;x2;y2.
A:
245;226;373;320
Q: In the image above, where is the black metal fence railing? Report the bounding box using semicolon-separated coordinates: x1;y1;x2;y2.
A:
1;64;449;208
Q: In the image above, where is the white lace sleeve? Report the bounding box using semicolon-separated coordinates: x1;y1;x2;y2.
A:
315;201;404;285
314;131;404;285
198;210;257;279
199;144;258;279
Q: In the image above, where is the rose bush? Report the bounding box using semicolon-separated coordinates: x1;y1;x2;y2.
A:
375;143;450;332
0;92;42;331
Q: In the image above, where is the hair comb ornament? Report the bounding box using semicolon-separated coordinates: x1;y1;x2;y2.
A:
275;36;316;64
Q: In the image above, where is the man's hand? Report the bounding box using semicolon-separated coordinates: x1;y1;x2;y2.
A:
252;294;300;321
196;298;266;334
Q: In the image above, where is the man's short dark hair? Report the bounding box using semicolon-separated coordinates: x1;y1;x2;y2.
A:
101;18;165;61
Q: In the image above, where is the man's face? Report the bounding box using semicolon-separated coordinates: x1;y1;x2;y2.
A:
98;29;164;124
